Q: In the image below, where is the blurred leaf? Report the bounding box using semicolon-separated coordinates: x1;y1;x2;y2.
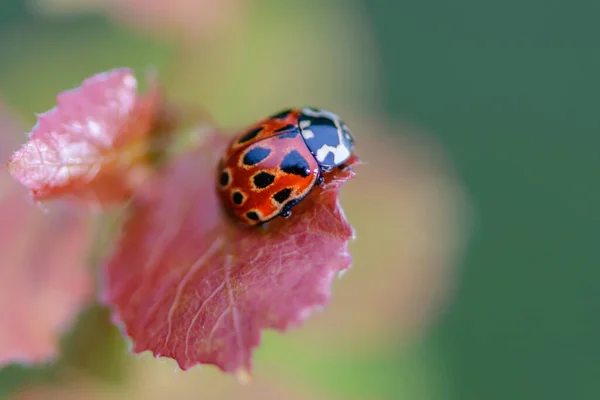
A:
0;97;93;398
0;181;93;368
100;133;358;375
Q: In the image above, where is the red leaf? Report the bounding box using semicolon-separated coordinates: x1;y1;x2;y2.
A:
0;179;93;366
6;68;162;204
101;133;358;375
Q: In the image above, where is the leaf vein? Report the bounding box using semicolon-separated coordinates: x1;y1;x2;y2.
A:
163;237;224;349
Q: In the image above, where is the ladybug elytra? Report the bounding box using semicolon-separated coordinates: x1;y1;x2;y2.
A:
216;107;355;226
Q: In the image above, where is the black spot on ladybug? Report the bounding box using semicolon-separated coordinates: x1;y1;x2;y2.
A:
238;126;263;144
232;191;244;205
253;171;275;189
281;150;311;177
270;109;292;120
275;124;296;133
273;188;292;203
246;211;260;221
219;170;230;187
277;128;300;139
243;147;271;166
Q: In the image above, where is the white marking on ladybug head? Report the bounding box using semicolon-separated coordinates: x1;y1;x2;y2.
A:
301;128;315;139
316;143;351;164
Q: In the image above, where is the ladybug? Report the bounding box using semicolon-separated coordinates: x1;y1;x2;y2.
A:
216;107;355;226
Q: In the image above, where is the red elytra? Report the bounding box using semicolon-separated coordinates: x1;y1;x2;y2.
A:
216;107;356;226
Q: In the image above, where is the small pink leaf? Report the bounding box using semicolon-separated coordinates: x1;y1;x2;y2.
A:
101;133;358;375
6;68;163;204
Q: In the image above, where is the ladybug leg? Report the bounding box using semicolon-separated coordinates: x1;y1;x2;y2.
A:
279;199;301;219
280;209;292;218
315;171;324;186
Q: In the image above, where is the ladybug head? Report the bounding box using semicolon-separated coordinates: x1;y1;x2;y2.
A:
298;107;355;170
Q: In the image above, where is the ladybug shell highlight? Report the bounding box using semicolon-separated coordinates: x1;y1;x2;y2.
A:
217;107;355;226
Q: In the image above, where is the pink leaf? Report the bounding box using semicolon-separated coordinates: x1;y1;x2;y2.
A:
101;133;358;375
6;68;163;204
0;179;93;366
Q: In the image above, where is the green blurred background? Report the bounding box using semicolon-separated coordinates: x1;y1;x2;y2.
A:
0;0;598;399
